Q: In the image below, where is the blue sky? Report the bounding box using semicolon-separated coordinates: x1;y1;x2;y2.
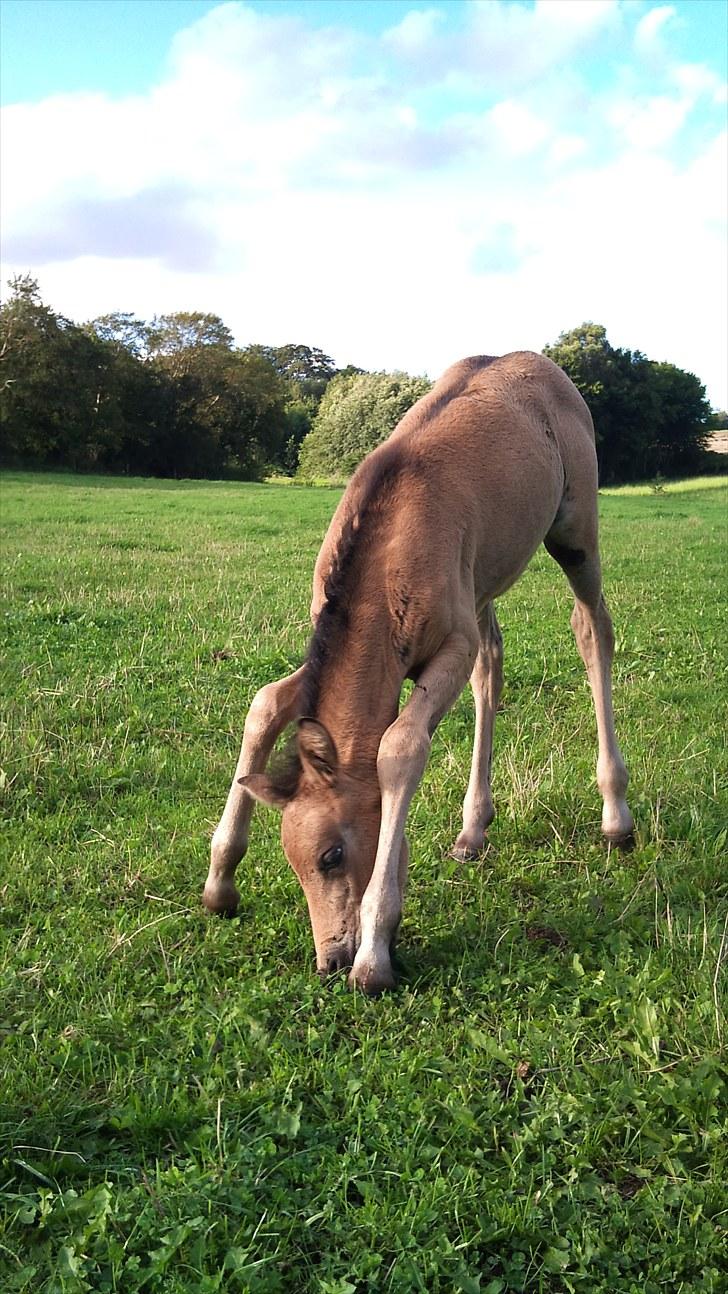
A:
1;1;726;405
3;1;726;103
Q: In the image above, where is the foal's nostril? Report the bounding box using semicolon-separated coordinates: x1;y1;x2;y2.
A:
327;954;342;975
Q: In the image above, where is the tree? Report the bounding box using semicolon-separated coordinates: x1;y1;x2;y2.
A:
544;322;642;481
297;370;431;479
220;349;290;477
88;312;151;358
146;312;234;380
252;344;337;393
1;286;290;478
647;363;711;476
138;314;289;478
244;344;345;473
83;314;171;474
145;345;289;479
543;323;711;483
0;274;122;469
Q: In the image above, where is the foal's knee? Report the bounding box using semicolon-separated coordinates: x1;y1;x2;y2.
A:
245;680;282;739
377;716;430;791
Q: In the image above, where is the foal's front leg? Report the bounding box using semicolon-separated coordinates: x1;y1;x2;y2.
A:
203;668;305;916
350;632;477;994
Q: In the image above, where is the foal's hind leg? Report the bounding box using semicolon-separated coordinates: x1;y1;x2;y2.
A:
545;535;634;844
451;603;503;861
203;667;305;916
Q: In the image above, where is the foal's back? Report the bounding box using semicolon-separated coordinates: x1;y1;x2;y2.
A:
395;351;596;494
388;351;597;602
313;351;598;627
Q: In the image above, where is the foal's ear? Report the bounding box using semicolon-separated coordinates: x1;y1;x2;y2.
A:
238;773;290;811
297;719;339;785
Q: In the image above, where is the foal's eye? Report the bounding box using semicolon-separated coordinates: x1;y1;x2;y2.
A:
319;844;344;873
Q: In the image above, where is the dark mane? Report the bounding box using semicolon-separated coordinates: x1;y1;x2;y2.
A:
261;451;407;800
295;356;501;729
301;446;406;719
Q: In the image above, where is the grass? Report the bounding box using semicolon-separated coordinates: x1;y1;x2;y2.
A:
1;469;726;1294
599;475;726;496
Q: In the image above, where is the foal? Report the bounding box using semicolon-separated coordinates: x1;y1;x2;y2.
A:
204;352;634;993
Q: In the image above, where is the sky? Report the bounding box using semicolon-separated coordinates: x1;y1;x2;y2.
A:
1;0;726;407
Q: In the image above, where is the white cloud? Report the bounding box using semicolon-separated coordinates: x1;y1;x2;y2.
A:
548;134;587;166
456;0;621;89
380;0;621;94
634;4;677;58
383;7;444;57
608;92;691;150
486;99;551;157
1;0;725;407
671;60;727;105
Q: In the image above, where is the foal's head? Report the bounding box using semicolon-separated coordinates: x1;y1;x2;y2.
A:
240;720;407;978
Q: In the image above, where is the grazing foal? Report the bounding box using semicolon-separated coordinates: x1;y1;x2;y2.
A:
204;352;634;993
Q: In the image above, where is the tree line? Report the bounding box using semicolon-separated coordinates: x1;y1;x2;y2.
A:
0;276;718;484
0;275;349;480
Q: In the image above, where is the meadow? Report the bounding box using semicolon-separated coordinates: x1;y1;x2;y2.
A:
1;470;726;1293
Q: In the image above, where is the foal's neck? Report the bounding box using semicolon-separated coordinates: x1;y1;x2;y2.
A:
315;610;403;768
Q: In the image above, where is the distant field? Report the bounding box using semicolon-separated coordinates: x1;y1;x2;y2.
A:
707;433;728;456
1;470;726;1293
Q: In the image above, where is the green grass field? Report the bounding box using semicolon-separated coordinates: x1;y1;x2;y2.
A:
1;470;726;1293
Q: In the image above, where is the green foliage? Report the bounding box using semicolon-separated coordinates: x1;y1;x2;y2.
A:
245;345;343;473
0;283;289;480
648;361;713;476
297;370;432;479
0;280;108;469
250;343;338;395
278;397;318;474
1;470;726;1292
88;312;150;358
0;282;718;487
147;312;234;364
544;323;712;483
150;346;289;480
0;281;348;481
